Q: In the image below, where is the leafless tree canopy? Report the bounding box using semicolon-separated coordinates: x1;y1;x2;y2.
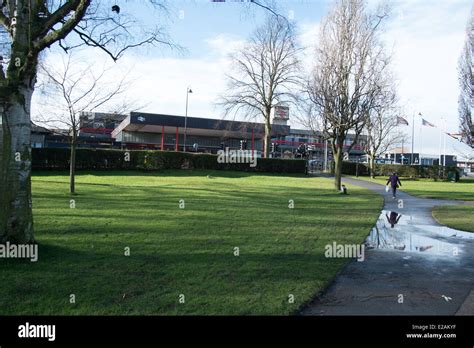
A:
36;53;137;193
219;15;302;157
36;54;130;129
0;1;176;70
458;7;473;147
364;97;406;177
303;0;393;189
56;1;177;61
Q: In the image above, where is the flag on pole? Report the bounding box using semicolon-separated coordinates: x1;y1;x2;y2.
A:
397;116;409;126
447;133;463;141
422;118;436;127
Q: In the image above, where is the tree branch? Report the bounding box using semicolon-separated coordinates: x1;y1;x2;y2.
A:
34;0;91;53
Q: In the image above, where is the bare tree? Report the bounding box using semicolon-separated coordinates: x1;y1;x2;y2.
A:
458;7;473;148
219;15;302;157
364;90;405;178
0;0;177;244
303;0;393;190
35;53;135;194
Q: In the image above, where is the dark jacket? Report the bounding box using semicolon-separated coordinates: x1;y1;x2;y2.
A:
387;175;402;188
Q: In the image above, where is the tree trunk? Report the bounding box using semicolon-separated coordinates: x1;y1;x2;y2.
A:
370;154;376;179
0;85;35;244
264;117;272;158
70;134;77;194
333;149;343;191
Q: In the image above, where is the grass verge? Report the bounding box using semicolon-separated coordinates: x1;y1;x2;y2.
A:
432;204;474;233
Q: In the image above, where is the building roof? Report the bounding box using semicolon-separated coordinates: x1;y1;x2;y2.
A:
31;122;52;134
112;112;291;139
290;129;321;136
80;111;128;122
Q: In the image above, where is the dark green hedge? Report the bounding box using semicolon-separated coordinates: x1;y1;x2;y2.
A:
376;164;460;180
337;161;370;176
335;161;460;180
32;148;306;173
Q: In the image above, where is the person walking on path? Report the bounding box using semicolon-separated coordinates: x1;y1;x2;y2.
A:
386;172;402;199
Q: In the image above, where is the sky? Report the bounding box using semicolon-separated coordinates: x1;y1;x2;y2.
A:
32;0;474;159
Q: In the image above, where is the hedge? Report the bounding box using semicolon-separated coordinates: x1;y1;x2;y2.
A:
32;148;306;174
334;161;460;180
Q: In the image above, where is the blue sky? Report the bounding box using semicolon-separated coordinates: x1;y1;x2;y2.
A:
163;0;329;57
33;0;474;159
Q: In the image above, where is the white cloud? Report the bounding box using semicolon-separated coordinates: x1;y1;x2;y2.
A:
204;33;246;57
297;22;320;75
32;34;247;122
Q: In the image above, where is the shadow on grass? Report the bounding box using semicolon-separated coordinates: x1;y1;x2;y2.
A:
32;169;307;179
1;241;347;283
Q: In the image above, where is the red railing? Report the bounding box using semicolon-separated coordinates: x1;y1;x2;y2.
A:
79;127;113;134
273;139;362;150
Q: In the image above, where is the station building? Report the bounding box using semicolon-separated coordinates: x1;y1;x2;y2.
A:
32;108;367;160
111;112;290;153
110;110;366;160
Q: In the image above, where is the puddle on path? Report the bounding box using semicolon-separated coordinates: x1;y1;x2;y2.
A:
365;210;474;257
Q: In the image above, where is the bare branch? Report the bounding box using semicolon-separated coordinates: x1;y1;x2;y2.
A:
218;15;302;157
34;0;91;53
36;52;132;133
458;6;473;147
301;0;394;188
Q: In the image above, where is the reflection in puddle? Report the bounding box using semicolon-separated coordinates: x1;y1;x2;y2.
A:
365;210;467;257
386;211;401;228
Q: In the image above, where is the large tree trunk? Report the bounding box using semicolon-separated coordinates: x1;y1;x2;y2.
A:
70;134;77;194
333;148;343;191
0;85;35;243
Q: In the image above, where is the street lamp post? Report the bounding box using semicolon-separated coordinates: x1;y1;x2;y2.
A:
184;87;192;152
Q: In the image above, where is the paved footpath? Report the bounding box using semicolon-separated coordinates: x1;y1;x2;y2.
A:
300;177;474;315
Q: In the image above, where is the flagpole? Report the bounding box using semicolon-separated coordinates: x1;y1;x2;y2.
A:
419;113;423;165
401;138;404;164
443;118;447;167
438;118;442;172
411;113;414;165
420;128;423;164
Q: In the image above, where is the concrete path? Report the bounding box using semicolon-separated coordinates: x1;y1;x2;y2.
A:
300;177;474;315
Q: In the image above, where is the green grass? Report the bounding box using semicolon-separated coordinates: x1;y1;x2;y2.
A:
0;170;382;315
347;175;474;201
432;205;474;233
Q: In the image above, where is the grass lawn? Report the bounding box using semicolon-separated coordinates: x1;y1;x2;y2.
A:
432;205;474;233
346;175;474;201
0;170;382;315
